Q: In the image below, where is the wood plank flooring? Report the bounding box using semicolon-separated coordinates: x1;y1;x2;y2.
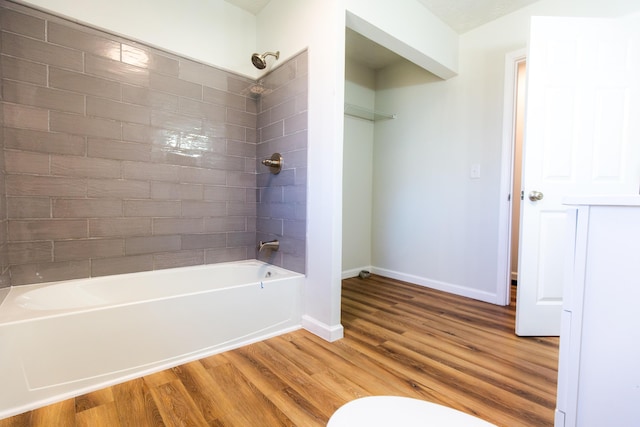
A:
0;275;559;427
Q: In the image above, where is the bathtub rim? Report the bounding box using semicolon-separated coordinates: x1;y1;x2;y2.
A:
0;259;304;326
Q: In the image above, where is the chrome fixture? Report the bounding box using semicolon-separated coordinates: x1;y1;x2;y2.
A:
261;153;283;174
258;239;280;253
251;51;280;69
528;190;544;201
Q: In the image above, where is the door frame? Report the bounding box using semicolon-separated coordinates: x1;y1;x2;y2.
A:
496;48;527;306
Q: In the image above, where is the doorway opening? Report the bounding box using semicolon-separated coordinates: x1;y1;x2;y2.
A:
497;49;526;306
510;59;527;286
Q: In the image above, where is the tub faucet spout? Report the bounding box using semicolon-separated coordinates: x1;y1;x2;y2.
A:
258;239;280;253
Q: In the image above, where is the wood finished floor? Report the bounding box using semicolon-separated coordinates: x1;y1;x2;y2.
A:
0;275;559;427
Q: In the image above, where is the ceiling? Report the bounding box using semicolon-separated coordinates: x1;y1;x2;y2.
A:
225;0;270;15
415;0;539;33
225;0;540;33
225;0;541;70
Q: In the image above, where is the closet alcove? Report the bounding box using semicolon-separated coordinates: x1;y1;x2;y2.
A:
342;28;439;279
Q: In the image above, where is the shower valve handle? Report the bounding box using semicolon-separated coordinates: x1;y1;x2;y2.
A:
261;153;283;174
262;159;281;167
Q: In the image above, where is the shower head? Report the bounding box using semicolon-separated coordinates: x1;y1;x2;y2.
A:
251;51;280;69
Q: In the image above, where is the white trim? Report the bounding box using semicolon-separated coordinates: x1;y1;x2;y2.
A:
371;267;499;304
302;315;344;342
496;48;527;306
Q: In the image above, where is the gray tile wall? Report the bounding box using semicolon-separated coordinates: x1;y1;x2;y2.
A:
0;24;8;289
0;2;307;285
256;53;308;273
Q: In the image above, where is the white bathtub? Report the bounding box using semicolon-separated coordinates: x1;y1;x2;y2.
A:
0;260;303;419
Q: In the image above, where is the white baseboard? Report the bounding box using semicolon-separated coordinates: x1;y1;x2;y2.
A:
302;315;344;342
370;267;499;304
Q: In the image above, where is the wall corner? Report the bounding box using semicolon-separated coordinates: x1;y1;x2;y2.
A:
302;315;344;342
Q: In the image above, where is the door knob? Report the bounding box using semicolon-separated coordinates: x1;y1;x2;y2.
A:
528;190;544;201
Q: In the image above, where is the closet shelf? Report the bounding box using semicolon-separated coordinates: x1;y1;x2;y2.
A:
344;103;396;121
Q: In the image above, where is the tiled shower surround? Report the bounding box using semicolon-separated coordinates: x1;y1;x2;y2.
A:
0;32;6;287
0;1;307;286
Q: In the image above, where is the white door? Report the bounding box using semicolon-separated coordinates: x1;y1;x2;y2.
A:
515;16;640;336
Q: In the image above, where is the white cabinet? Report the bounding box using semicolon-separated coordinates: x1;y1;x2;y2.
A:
555;197;640;427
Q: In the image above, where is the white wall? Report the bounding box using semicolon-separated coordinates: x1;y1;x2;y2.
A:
369;0;640;304
16;0;258;77
372;62;486;296
342;59;375;276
